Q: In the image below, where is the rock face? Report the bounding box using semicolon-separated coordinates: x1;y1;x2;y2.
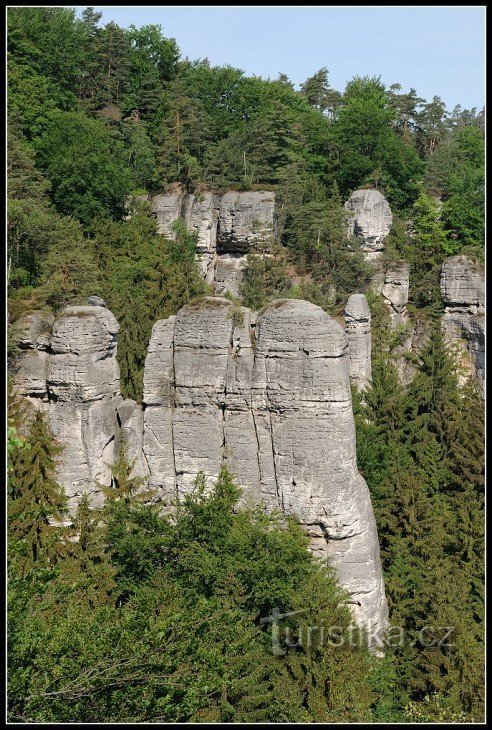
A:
11;297;389;643
381;261;410;327
440;256;485;389
11;306;125;514
10;311;55;406
345;189;393;259
47;307;122;513
148;190;275;294
344;294;372;391
142;297;388;639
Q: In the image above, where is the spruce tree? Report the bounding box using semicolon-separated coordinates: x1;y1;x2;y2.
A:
8;412;68;578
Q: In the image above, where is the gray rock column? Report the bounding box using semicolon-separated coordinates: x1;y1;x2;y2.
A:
141;297;388;642
440;256;485;390
344;294;372;391
381;261;410;327
46;306;122;512
345;189;393;260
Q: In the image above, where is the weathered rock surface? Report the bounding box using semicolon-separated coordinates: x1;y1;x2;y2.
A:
146;189;275;294
440;256;485;389
216;191;275;253
142;297;388;639
441;255;484;310
344;294;372;391
10;311;55;403
345;189;393;259
47;307;122;511
381;261;410;327
88;295;107;307
11;307;124;513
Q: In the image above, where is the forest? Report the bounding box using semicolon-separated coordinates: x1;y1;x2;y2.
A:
7;7;484;723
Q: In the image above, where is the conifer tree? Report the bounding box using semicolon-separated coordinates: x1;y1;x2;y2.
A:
8;412;68;578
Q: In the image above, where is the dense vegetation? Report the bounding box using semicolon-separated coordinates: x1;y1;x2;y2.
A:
7;6;484;723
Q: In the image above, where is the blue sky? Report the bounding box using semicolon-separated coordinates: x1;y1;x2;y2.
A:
75;6;485;111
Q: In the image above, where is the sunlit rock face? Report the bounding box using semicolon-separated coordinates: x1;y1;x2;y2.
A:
345;189;393;260
440;255;485;390
345;294;372;392
147;189;275;296
142;297;388;642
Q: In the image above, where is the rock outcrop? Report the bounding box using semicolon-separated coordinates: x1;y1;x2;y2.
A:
345;189;393;259
344;294;372;391
142;297;388;639
11;296;389;642
381;261;410;327
440;256;485;390
11;310;54;404
148;189;275;295
46;306;122;513
12;306;124;514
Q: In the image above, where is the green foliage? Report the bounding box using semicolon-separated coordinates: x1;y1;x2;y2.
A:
426;126;484;258
283;186;372;306
407;190;448;313
330;76;424;208
7;9;484;722
8;412;68;579
9;464;379;723
35;110;133;226
354;321;484;721
240;237;291;310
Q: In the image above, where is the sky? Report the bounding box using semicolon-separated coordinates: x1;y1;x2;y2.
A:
75;6;485;111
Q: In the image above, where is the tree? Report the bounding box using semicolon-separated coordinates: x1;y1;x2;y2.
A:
406;189;448;312
425;126;484;257
283;185;372;305
415;95;448;157
38;216;102;310
123;24;179;127
35;110;133;226
330;76;423;208
300;67;340;117
8;412;68;578
91;205;207;400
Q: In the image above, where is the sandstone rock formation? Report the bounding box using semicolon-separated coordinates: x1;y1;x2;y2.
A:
345;189;393;259
440;256;485;390
381;261;410;327
344;294;372;391
11;306;124;514
11;296;389;642
46;306;122;513
148;190;275;294
11;311;55;405
142;297;388;639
